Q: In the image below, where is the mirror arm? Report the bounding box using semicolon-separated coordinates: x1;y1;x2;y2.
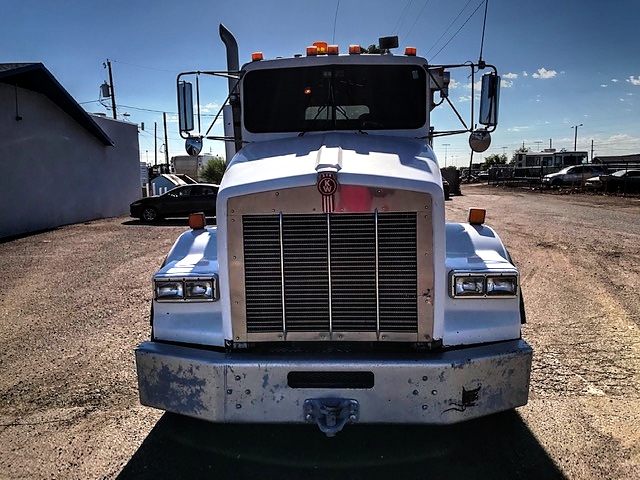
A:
442;94;470;132
203;91;232;138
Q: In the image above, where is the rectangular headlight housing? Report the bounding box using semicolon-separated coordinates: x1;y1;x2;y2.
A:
155;280;183;300
154;276;218;302
450;271;518;298
486;275;518;296
454;275;485;296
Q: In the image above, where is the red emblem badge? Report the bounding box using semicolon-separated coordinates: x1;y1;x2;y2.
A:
317;172;338;213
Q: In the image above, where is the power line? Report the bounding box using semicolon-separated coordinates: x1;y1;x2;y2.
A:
110;59;176;73
427;0;487;61
392;0;413;35
118;103;175;115
425;0;474;57
403;0;432;42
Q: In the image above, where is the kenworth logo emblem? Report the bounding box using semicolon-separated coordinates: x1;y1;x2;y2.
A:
317;172;338;213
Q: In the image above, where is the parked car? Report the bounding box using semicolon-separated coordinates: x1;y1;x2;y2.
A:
130;183;219;222
542;164;606;188
585;169;640;193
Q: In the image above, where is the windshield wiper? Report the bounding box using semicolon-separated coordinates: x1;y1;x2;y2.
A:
298;104;328;137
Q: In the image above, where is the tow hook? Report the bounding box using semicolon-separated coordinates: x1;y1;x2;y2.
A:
304;398;359;437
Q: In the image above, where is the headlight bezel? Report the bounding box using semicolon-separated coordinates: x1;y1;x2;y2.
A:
154;276;219;302
449;270;519;298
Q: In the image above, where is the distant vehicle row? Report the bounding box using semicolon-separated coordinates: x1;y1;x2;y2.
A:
584;169;640;192
541;165;606;188
541;165;640;192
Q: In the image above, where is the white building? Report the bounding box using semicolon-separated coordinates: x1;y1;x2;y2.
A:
0;63;140;238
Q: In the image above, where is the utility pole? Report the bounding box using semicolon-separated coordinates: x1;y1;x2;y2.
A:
443;143;450;167
104;59;117;120
163;112;169;165
154;122;158;166
572;123;583;151
591;139;594;161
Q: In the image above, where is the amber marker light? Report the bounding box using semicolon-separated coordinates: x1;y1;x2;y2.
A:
306;45;318;56
468;208;486;225
349;45;361;54
313;41;328;54
251;52;264;61
189;212;206;230
327;45;339;55
404;47;417;56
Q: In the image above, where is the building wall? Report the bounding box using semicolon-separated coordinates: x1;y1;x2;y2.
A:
0;83;140;238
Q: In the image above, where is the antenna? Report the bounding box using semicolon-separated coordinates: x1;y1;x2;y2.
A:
478;0;489;69
332;0;340;44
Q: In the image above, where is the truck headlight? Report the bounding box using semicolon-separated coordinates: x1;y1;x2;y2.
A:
486;275;518;296
185;280;214;299
454;276;485;296
154;276;218;302
155;280;183;300
450;271;518;298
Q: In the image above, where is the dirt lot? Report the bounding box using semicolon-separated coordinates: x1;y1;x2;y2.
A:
1;185;639;479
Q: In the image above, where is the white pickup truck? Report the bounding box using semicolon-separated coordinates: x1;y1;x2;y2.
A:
135;25;531;436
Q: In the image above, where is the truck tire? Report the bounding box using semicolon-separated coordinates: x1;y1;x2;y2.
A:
141;207;159;222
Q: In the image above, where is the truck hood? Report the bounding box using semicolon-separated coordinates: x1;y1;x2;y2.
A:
220;132;441;197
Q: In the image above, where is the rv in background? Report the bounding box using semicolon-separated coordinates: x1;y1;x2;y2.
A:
171;154;214;180
514;149;589;168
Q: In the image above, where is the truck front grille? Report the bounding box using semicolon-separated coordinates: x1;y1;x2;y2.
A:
242;212;418;337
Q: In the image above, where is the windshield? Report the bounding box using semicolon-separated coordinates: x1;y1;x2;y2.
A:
243;64;427;133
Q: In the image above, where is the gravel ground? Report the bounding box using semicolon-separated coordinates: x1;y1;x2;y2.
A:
0;186;639;479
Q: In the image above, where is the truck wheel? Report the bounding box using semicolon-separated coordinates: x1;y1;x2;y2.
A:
141;207;159;222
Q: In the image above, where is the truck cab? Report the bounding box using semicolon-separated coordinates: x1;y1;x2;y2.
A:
135;26;531;436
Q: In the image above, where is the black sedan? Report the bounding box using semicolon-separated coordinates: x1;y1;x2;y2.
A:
585;169;640;193
130;184;219;222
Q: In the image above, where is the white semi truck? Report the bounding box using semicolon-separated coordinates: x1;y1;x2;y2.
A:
135;25;531;436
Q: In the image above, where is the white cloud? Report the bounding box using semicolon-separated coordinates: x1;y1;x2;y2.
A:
522;71;529;77
627;76;640;86
611;79;619;83
600;84;608;88
503;72;518;79
458;95;472;102
609;133;633;142
501;79;514;88
532;68;557;79
464;80;483;90
507;126;529;133
201;102;221;113
448;78;461;89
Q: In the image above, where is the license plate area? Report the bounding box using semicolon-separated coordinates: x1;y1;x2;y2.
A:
288;371;374;389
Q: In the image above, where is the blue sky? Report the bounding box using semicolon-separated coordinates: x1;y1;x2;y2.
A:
3;0;640;167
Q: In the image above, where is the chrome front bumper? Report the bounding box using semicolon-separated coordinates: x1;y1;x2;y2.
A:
136;339;532;433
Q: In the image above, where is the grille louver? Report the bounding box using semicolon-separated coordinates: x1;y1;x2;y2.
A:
243;212;418;337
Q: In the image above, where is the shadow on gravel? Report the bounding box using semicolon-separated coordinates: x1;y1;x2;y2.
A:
117;411;566;480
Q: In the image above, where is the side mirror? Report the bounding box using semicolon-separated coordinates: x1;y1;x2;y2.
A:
185;137;202;156
479;73;500;127
177;80;194;133
469;129;491;153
